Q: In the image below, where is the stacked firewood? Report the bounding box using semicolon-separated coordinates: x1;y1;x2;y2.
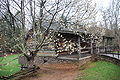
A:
55;34;78;54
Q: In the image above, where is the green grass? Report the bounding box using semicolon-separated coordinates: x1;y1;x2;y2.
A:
0;54;21;77
77;61;120;80
112;51;120;53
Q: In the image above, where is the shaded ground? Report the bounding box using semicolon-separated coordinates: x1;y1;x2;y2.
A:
17;62;79;80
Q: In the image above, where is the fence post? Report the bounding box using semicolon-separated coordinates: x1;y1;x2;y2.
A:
118;51;119;59
113;47;115;57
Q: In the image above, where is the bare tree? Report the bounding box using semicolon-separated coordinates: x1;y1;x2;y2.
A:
100;0;120;46
0;0;97;68
0;0;68;68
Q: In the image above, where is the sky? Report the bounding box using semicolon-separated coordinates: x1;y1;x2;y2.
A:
0;0;111;28
93;0;111;21
93;0;110;10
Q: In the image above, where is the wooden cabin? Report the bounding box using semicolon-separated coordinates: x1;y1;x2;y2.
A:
26;20;99;56
38;27;95;56
25;26;95;56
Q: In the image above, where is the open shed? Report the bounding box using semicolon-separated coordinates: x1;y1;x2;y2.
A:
53;29;92;55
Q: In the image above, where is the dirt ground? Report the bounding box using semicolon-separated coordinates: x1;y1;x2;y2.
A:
20;62;79;80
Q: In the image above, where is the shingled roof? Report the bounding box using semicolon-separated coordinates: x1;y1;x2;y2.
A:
86;26;114;38
42;21;91;36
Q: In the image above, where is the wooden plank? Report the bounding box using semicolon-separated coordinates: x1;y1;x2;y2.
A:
80;47;91;50
81;51;89;54
58;56;91;61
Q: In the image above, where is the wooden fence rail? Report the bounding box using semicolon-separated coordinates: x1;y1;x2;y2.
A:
92;46;120;60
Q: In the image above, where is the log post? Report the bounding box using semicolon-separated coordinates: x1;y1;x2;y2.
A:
78;37;81;60
97;46;100;54
91;38;93;54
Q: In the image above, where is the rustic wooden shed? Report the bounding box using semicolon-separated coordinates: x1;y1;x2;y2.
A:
25;20;100;58
46;28;94;57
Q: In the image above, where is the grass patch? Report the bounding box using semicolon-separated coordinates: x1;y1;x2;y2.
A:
112;51;120;53
77;61;120;80
0;54;21;77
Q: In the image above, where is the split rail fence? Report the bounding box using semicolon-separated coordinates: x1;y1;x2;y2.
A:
91;46;120;60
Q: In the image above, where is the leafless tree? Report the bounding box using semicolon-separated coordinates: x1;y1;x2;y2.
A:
100;0;120;46
0;0;97;68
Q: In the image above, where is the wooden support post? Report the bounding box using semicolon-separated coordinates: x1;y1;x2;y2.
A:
97;46;100;54
91;38;93;54
103;39;106;53
105;47;106;53
78;37;81;60
118;46;119;59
